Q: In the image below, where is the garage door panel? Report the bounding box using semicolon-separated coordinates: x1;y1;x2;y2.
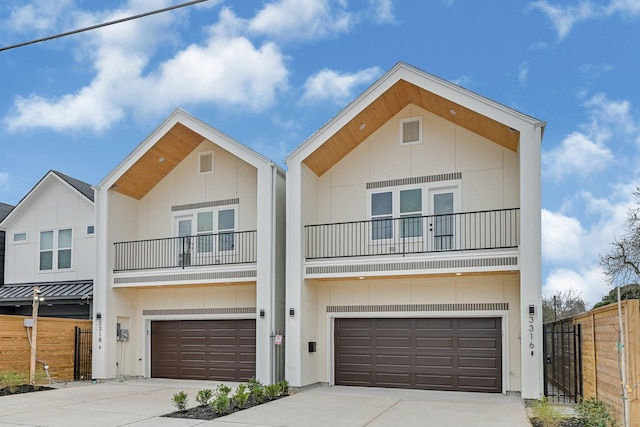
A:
458;337;500;350
415;355;453;368
151;319;256;381
376;354;411;367
416;337;454;349
415;318;454;331
335;317;502;393
375;336;411;348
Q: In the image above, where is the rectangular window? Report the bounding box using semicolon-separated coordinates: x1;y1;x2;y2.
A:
218;209;235;251
40;231;53;270
371;192;393;240
13;232;27;242
196;211;214;253
400;189;422;238
87;225;95;235
39;229;72;271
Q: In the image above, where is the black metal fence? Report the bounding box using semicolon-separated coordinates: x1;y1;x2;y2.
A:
114;230;257;271
74;326;92;381
305;208;519;259
543;320;583;403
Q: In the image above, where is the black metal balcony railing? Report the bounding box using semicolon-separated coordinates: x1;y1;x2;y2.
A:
114;230;257;272
305;208;519;259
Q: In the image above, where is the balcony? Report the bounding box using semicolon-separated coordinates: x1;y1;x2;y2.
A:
114;230;257;272
304;208;519;260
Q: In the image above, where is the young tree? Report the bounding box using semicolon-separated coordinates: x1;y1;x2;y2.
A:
542;289;587;323
599;187;640;427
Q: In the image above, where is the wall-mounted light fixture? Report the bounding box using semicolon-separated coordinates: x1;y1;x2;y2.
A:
96;312;102;319
289;308;295;317
529;305;535;315
259;309;265;318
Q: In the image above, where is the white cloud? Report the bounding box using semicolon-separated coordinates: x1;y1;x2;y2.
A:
248;0;352;41
531;0;640;40
544;267;609;307
543;132;612;180
368;0;397;24
4;4;289;132
301;67;383;104
542;92;640;181
0;172;8;192
541;209;585;263
518;62;529;86
5;0;74;34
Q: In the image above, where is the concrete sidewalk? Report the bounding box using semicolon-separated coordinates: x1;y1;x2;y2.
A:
0;379;532;427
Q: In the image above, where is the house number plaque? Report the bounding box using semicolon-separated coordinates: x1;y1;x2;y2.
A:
528;315;534;355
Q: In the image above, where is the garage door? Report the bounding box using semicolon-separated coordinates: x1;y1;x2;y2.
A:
151;319;256;381
335;317;502;392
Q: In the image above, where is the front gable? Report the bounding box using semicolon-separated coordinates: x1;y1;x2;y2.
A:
288;62;542;178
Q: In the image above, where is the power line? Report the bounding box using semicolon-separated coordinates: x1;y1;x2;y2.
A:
0;0;209;53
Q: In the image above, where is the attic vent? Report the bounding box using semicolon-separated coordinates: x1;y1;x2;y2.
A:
199;151;214;174
400;117;422;145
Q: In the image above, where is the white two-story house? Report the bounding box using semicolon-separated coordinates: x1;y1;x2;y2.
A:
0;171;94;319
285;62;544;398
93;109;286;384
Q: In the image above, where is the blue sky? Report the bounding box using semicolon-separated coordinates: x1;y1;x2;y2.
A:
1;0;639;305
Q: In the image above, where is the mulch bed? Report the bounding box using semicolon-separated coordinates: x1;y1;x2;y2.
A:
530;418;584;427
164;395;287;421
0;385;54;396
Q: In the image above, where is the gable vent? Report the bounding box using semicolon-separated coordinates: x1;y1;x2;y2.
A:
402;119;420;143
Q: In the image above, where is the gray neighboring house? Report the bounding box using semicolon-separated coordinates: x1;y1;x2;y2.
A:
0;171;94;319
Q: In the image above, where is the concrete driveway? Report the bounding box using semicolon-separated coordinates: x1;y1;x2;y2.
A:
0;379;532;427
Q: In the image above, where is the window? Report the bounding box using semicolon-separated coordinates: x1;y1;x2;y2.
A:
87;225;95;235
218;209;235;251
368;184;459;250
371;189;423;240
198;151;214;174
13;232;27;243
174;205;237;257
40;229;72;271
399;117;422;145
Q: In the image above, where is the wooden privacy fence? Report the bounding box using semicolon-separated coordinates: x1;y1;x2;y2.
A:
572;300;640;426
0;315;92;383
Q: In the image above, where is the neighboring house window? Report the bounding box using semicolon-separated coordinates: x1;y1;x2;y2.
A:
87;225;95;235
198;151;214;174
13;232;27;243
40;228;72;270
399;117;422;145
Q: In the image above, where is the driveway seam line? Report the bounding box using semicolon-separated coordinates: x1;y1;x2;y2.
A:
361;399;402;427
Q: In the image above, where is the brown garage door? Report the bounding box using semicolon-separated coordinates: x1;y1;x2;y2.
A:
335;317;502;392
151;319;256;381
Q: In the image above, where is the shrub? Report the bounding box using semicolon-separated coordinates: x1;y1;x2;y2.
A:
215;384;231;398
171;391;189;412
248;377;264;403
576;397;617;427
277;379;289;396
1;371;25;393
531;397;563;427
232;383;250;408
211;393;231;415
196;388;213;406
264;383;279;400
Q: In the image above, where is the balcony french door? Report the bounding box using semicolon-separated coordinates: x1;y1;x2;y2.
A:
430;189;454;251
176;217;193;267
